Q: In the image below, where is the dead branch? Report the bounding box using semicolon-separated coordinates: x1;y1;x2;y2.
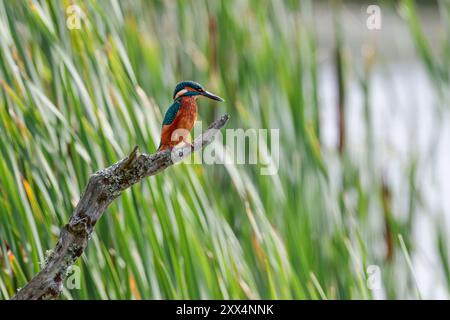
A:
12;114;230;300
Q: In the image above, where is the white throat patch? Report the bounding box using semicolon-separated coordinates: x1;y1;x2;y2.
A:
174;89;188;100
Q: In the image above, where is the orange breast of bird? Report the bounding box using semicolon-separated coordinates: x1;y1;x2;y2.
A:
160;96;197;149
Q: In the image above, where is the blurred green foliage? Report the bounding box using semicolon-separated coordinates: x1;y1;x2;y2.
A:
0;0;449;299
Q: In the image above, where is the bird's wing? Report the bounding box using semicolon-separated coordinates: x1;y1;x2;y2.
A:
162;100;181;126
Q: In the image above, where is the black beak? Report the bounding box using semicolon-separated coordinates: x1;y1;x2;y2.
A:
201;90;224;102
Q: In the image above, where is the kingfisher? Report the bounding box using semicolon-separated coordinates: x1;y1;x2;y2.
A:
157;81;224;151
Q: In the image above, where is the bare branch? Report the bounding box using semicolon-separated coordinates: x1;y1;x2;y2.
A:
12;114;230;300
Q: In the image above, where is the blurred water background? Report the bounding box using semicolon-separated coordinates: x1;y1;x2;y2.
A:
317;1;449;298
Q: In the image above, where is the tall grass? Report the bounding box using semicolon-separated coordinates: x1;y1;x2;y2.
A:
0;0;448;299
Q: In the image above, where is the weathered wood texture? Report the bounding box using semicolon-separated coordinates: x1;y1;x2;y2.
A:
13;114;230;300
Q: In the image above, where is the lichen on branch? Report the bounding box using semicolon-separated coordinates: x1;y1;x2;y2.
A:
12;114;230;300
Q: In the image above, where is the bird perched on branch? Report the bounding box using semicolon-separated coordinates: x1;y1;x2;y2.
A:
158;81;224;151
